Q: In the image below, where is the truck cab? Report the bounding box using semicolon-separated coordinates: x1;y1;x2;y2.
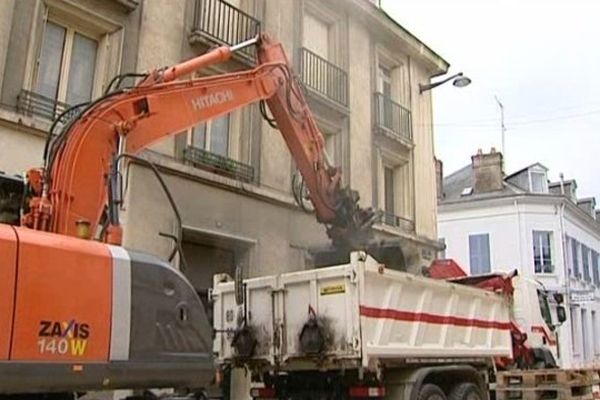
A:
512;276;566;367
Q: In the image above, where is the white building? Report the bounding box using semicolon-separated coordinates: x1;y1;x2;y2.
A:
437;149;600;368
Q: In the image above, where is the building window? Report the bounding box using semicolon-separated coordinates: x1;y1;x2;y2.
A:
469;233;490;275
36;21;99;105
378;156;411;227
378;65;392;98
530;171;547;193
19;4;123;121
322;129;337;167
303;11;331;60
582;245;591;283
582;309;590;360
384;166;394;224
532;231;553;273
190;115;231;157
572;239;580;278
374;54;412;141
592;251;599;286
298;6;348;106
571;306;579;354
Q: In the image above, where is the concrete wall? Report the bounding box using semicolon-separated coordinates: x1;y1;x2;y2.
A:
0;121;46;174
122;162;329;277
410;64;438;239
136;0;187;156
347;18;373;205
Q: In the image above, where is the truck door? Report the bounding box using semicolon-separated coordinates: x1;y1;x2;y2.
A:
0;225;18;360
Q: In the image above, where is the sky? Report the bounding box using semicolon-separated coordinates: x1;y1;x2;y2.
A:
382;0;600;200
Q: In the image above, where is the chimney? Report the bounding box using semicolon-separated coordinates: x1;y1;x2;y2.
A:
471;148;504;193
435;157;444;199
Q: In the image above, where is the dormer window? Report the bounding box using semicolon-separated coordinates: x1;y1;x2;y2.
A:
530;170;548;193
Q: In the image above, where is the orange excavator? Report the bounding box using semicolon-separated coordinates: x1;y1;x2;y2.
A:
0;35;377;396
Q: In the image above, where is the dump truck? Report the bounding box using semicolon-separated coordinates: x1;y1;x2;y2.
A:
212;253;568;399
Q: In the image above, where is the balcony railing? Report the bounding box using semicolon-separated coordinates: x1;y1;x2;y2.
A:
374;93;412;141
17;90;73;122
184;146;254;183
378;210;414;230
299;47;348;107
191;0;261;61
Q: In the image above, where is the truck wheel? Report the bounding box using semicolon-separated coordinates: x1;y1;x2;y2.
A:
418;384;447;400
448;383;483;400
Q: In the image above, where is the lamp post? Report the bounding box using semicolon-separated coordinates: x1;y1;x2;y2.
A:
419;72;471;94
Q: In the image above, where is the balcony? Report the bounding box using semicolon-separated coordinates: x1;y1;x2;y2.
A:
190;0;261;62
17;89;74;122
379;210;414;231
184;146;254;183
374;93;412;142
299;47;348;107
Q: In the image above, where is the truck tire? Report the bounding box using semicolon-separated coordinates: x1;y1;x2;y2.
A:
418;384;447;400
447;383;483;400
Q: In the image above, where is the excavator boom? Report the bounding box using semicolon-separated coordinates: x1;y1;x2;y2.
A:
0;33;379;396
26;34;376;248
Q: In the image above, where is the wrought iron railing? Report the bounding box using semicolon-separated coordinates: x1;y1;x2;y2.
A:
17;89;73;121
191;0;261;61
379;210;414;230
299;47;348;107
374;93;412;141
184;146;254;183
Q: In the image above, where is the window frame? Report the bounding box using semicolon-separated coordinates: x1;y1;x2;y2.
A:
377;147;412;225
592;250;600;287
572;239;581;279
532;230;554;274
468;233;491;275
188;114;233;158
301;1;343;67
374;45;410;110
35;19;100;106
23;0;123;111
582;244;592;283
529;170;548;193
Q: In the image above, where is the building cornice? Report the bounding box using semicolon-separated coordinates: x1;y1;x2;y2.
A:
347;0;449;76
439;193;600;236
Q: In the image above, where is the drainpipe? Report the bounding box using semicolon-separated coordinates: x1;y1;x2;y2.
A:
514;199;523;270
558;199;571;366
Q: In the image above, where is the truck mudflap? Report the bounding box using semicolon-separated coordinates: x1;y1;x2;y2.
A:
212;251;513;371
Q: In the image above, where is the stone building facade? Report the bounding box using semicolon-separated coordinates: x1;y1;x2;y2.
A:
0;0;447;308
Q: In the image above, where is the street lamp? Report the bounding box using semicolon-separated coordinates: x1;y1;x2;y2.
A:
419;72;471;94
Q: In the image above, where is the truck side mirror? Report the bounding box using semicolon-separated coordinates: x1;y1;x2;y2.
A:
556;306;567;324
553;293;564;304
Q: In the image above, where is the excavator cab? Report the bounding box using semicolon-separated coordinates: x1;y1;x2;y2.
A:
0;172;23;225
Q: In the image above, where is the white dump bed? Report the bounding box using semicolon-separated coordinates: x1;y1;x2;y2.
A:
212;252;512;371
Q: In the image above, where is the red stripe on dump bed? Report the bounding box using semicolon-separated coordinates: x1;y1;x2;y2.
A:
359;306;511;330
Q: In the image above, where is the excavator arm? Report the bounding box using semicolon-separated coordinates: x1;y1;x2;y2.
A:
23;34;377;248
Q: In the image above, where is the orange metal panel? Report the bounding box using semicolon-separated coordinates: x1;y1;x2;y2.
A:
0;225;17;360
11;228;112;361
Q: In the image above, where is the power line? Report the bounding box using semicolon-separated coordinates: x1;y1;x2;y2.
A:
426;102;600;127
423;108;600;128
